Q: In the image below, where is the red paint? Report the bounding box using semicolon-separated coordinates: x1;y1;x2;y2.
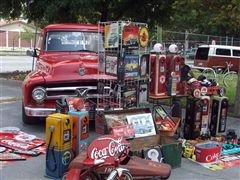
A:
87;135;128;164
22;23;106;120
195;141;222;163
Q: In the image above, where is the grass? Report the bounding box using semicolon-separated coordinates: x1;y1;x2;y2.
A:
193;70;238;107
0;97;22;103
0;71;30;81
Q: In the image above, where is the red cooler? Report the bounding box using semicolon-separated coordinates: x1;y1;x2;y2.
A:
195;141;222;163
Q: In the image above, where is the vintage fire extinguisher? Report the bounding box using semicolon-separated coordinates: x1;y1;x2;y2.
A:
45;113;73;179
68;109;89;156
210;96;228;136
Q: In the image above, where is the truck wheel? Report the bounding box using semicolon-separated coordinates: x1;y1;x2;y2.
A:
22;103;35;124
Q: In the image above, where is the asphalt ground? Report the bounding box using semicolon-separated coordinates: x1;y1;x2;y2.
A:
0;78;239;179
0;56;34;73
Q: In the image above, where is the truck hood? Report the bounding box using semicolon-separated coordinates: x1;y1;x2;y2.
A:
37;53;99;82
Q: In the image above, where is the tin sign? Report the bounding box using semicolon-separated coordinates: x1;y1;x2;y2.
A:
87;135;128;163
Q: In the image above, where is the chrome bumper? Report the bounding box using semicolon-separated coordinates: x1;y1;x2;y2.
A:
24;106;56;117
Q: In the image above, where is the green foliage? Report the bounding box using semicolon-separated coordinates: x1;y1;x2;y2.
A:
15;27;34;41
0;0;25;20
1;0;239;38
170;0;240;37
1;0;176;28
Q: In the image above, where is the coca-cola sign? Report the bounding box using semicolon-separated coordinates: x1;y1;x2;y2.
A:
87;135;128;163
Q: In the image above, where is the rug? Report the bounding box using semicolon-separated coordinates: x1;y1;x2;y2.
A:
188;152;240;171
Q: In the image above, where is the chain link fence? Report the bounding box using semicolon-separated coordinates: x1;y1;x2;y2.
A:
149;29;240;60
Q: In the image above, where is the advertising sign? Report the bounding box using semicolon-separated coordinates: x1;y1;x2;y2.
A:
104;23;119;48
87;135;128;163
124;55;139;78
126;113;156;138
139;26;149;47
123;25;139;48
106;55;118;76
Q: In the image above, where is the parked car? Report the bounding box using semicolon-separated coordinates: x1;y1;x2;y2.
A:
22;24;104;124
185;48;197;60
194;45;240;71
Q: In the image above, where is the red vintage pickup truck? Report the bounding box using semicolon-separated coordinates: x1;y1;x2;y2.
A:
22;24;104;124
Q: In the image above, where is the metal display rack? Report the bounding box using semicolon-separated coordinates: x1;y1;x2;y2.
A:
97;21;150;110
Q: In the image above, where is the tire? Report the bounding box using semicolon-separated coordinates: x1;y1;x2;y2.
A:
201;68;217;81
121;171;133;180
22;102;36;124
223;71;237;87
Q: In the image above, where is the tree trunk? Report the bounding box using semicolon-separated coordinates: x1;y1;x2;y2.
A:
234;67;240;117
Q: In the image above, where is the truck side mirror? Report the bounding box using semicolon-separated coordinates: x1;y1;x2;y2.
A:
26;48;39;57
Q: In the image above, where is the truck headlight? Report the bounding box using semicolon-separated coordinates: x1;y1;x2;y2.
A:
32;87;46;103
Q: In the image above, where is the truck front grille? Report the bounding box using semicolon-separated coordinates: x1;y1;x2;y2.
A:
45;86;109;100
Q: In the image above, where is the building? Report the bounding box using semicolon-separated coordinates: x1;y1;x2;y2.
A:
0;19;40;50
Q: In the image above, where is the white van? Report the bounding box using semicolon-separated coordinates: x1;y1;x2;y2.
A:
194;45;240;71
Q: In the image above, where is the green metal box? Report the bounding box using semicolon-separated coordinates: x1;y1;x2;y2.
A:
128;135;182;168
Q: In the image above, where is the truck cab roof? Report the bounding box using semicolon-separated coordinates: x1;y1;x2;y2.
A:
44;24;101;32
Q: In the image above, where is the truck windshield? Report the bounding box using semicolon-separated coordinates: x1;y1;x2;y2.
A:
44;31;104;52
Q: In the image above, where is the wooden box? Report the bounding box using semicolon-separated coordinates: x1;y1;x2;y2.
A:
103;108;154;133
158;117;180;136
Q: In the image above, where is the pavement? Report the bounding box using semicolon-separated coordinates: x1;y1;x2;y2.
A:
0;56;35;72
0;77;239;180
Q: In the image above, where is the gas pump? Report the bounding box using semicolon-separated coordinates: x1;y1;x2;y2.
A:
166;45;182;95
46;113;73;179
170;55;182;84
184;97;203;140
150;43;167;96
68;110;89;156
199;96;210;135
210;96;228;136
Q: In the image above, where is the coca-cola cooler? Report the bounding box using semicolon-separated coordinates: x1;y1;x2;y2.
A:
150;54;167;96
210;96;228;136
184;97;203;140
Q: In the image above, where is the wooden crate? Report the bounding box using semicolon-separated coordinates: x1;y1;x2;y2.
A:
103;108;152;133
158;117;180;136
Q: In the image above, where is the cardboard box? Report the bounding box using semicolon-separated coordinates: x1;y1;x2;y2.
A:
103;108;154;133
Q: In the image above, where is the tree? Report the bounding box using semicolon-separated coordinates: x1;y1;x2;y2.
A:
0;0;25;20
169;0;240;37
15;27;35;48
1;0;175;28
